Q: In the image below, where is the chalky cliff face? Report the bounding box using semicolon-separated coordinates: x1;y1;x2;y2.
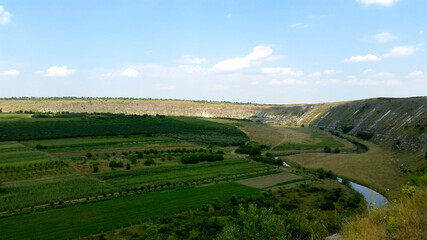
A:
0;97;426;151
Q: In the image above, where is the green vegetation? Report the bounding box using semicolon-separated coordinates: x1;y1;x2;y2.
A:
356;131;374;140
83;181;365;240
272;129;344;151
0;183;259;240
0;174;116;211
0;113;247;146
180;152;224;164
95;159;274;189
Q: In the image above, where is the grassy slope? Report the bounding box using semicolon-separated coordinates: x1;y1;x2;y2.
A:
0;183;260;240
286;135;407;195
342;188;427;240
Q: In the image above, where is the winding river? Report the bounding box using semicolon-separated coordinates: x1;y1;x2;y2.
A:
337;177;388;207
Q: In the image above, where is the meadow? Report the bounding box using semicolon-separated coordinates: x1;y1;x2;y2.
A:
0;183;260;240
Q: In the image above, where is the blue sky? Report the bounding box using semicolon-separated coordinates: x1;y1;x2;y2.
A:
0;0;426;103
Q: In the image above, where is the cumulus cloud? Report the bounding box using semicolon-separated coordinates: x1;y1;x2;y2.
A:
121;68;140;77
323;69;342;75
263;67;303;77
407;71;424;78
374;32;396;43
1;69;19;76
0;5;13;25
384;46;416;58
38;66;76;77
212;46;273;72
344;54;381;62
345;70;400;86
356;0;399;7
177;55;207;65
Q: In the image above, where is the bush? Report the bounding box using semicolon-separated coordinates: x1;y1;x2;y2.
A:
86;152;93;159
181;153;224;164
93;166;99;173
341;125;354;133
324;146;331;153
356;131;374;140
333;148;340;153
144;159;155;166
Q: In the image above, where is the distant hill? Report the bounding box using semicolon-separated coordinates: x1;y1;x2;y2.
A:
0;97;425;152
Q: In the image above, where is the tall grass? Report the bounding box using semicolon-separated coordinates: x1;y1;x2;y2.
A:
342;187;427;240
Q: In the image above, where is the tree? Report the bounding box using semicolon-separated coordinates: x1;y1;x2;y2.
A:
216;204;290;240
323;146;331;153
126;163;131;170
93;166;99;173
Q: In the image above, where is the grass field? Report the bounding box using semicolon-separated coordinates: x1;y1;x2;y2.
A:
208;119;352;152
286;135;408;195
236;171;307;189
0;174;117;211
0;183;260;240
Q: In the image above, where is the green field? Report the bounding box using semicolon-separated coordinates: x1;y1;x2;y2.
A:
272;128;345;151
0;151;54;166
23;135;182;153
0;174;117;211
96;158;274;189
0;183;260;240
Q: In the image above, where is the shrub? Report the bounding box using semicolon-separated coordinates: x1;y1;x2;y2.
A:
93;166;99;173
341;125;354;133
144;158;155;166
324;146;331;153
333;148;340;153
356;131;374;140
86;152;93;159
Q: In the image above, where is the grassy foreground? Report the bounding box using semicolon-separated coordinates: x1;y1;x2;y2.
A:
0;182;259;240
342;187;427;240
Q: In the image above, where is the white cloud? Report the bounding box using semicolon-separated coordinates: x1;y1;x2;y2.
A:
407;71;424;78
323;69;342;75
363;69;374;74
178;65;203;73
227;13;232;18
375;72;395;78
344;54;381;63
177;55;207;65
0;5;13;25
121;68;139;77
419;30;425;35
374;32;396;43
315;79;341;85
309;72;322;77
212;46;273;72
290;23;310;29
262;67;303;77
1;69;19;76
270;78;306;85
356;0;400;7
384;46;416;58
38;66;76;77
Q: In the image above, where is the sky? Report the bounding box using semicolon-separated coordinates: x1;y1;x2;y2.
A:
0;0;426;103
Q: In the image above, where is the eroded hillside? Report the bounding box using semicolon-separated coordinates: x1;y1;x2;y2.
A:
0;97;425;153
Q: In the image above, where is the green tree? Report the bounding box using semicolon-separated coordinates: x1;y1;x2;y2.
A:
217;204;290;240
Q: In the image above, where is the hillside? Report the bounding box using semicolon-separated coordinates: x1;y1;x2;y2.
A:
0;97;425;155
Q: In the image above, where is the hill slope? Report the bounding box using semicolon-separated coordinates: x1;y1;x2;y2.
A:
0;97;425;153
